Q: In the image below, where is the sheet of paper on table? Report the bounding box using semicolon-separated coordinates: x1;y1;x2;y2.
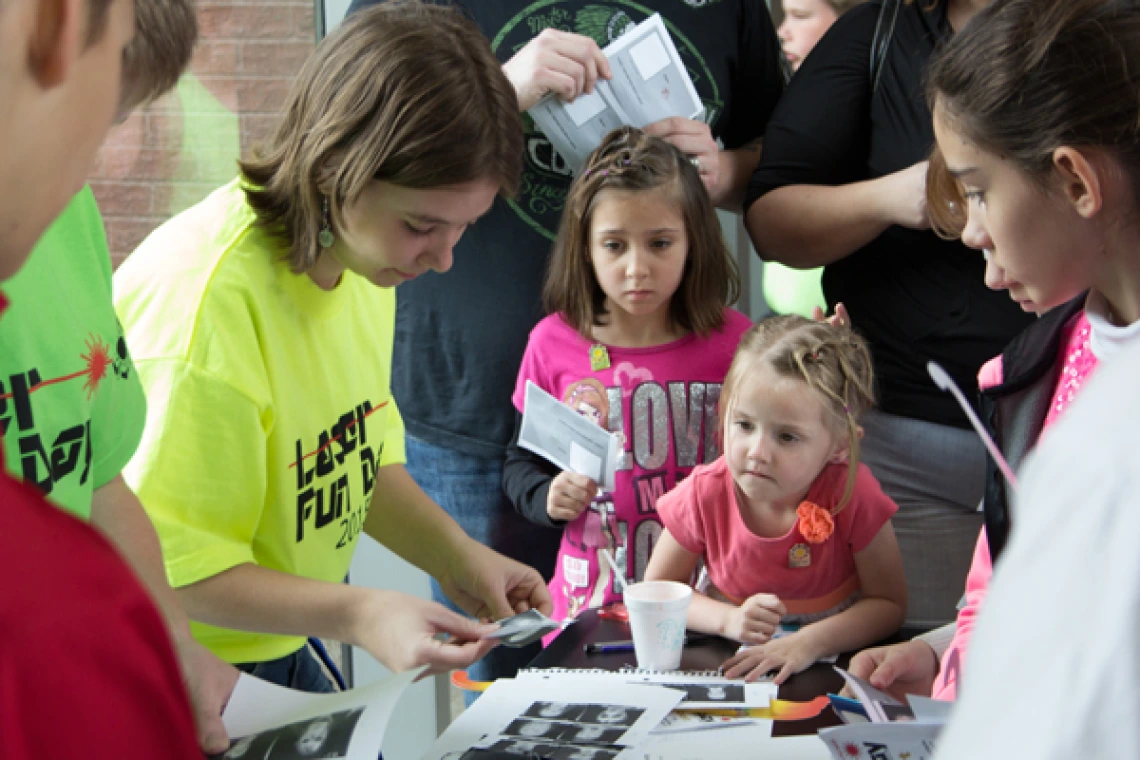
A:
515;668;777;710
819;670;950;759
818;721;941;760
212;667;421;760
641;729;834;760
423;677;684;760
527;13;705;172
519;380;622;492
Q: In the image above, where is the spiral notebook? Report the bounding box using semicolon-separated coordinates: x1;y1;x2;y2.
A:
514;668;777;710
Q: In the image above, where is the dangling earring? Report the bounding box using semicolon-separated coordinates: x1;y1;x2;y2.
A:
318;196;335;249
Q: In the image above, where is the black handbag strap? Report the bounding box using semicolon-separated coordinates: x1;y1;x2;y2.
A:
870;0;901;95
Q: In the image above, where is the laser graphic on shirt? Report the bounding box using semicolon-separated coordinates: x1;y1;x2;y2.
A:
0;332;130;495
291;399;384;546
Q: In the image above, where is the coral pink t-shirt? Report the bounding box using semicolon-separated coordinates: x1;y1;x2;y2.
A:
512;310;752;625
932;311;1095;701
657;457;897;622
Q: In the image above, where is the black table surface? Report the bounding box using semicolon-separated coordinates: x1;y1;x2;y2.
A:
529;608;923;738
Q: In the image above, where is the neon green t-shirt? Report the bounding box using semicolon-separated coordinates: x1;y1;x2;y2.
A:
114;179;406;664
0;186;146;520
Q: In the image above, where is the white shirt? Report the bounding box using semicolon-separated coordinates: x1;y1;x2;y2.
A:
936;337;1140;759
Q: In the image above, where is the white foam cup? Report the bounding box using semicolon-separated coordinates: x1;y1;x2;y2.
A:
623;580;693;670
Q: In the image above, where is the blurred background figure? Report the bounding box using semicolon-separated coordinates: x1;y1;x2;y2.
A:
763;0;867;321
778;0;867;72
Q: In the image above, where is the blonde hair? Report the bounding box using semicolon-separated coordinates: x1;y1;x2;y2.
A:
543;126;740;339
720;315;875;514
240;1;523;271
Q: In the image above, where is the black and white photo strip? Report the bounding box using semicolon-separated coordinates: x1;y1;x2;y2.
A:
656;683;744;703
210;707;365;760
505;718;625;745
520;703;643;728
453;739;622;759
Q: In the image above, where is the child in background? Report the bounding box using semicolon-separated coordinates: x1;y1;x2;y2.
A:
847;0;1140;706
646;315;906;683
502;127;752;629
763;0;867;319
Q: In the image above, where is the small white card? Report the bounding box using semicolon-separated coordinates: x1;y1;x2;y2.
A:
630;34;670;80
519;380;620;491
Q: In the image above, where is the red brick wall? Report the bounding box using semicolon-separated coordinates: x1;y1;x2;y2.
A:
92;0;316;268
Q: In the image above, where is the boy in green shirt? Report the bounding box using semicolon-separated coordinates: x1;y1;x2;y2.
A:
0;0;238;752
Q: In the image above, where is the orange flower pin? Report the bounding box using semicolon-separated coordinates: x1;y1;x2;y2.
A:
796;500;834;544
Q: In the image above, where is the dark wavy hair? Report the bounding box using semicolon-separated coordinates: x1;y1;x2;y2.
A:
926;0;1140;238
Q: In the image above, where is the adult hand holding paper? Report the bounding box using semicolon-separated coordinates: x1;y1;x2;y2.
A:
504;28;613;112
527;14;705;172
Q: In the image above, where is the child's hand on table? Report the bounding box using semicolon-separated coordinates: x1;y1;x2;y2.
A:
722;633;819;685
546;471;599;522
724;592;786;645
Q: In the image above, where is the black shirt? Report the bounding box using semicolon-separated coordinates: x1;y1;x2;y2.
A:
347;0;786;458
746;1;1033;428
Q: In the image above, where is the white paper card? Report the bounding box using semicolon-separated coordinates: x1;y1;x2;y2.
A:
906;694;954;724
423;677;683;760
564;89;608;126
215;668;420;760
514;669;776;710
519;380;620;491
526;13;704;172
569;441;603;482
818;721;942;760
630;34;670;80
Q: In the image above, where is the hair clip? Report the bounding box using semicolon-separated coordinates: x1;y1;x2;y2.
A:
602;170;609;176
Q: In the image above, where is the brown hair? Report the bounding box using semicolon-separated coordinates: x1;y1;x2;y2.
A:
543;126;741;339
823;0;868;14
720;315;875;514
240;1;523;271
84;0;114;46
119;0;198;111
926;0;1140;238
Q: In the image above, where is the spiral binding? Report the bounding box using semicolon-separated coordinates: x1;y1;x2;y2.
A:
522;667;726;678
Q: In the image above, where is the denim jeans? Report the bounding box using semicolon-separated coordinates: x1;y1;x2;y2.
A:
860;409;986;629
405;435;562;703
237;644;336;693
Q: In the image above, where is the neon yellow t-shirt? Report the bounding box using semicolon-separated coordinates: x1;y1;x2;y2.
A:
0;186;146;520
114;179;406;664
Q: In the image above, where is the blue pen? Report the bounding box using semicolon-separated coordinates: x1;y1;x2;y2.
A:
584;640;635;654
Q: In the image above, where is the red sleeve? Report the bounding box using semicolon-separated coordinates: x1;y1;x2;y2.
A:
2;604;202;760
838;463;899;553
657;466;710;556
0;477;201;760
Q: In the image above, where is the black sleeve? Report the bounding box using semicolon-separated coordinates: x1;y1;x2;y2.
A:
744;3;881;210
502;412;563;529
719;0;787;149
